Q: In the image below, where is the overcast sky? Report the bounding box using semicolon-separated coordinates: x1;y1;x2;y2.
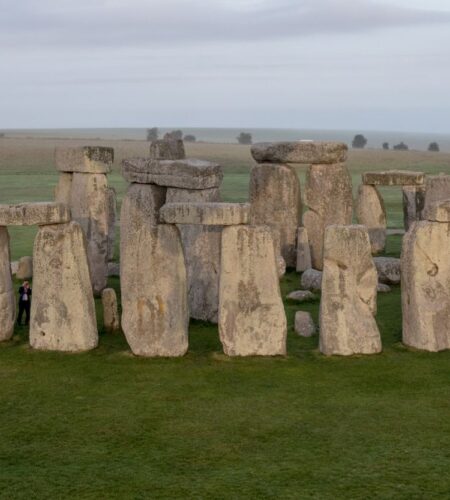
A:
1;0;450;132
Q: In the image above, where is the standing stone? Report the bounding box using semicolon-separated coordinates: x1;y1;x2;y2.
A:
374;257;401;285
356;185;386;254
295;311;316;337
0;227;15;341
423;174;450;215
102;288;120;333
120;184;188;357
320;225;381;356
401;206;450;352
300;269;323;292
219;225;287;356
16;256;33;280
303;163;353;270
296;227;312;272
107;187;117;262
402;185;425;231
150;139;185;160
166;187;221;323
70;173;109;294
30;222;98;352
54;172;73;204
249;163;301;267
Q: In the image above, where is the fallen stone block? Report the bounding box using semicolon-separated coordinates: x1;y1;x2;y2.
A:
295;311;316;337
251;141;348;164
55;146;113;174
0;202;71;226
377;283;392;293
287;290;316;302
362;170;425;186
160;202;250;226
374;257;401;285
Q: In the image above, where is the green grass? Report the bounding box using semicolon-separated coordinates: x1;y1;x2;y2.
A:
0;139;449;498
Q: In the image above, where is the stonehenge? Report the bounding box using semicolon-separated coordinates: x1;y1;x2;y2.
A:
0;227;15;341
16;256;33;280
423;174;450;215
356;185;387;254
102;288;120;333
296;227;312;272
295;312;316;337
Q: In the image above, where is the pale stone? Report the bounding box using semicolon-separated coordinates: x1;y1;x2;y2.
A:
402;185;425;231
70;173;109;294
30;222;98;352
423;174;450;215
295;311;316;337
401;220;450;352
10;261;18;275
424;199;450;222
160;202;250;226
219;225;287;356
277;255;286;278
122;158;223;189
269;228;286;278
0;227;15;341
377;283;391;293
150;139;185;160
356;185;386;254
101;288;120;333
374;257;401;285
55;172;73;204
249;163;301;267
303;163;353;270
120;184;188;357
319;225;381;356
300;269;323;292
0;202;70;226
107;187;117;261
166;187;221;323
251;141;348;164
362;170;425;186
55;146;113;174
16;256;33;280
287;290;316;302
296;227;312;272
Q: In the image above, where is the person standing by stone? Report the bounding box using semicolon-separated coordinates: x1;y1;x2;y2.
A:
17;281;32;326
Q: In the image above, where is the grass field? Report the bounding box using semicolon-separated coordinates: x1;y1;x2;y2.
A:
0;137;449;498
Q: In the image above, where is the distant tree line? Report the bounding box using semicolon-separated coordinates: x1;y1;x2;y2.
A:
352;134;441;153
146;128;197;143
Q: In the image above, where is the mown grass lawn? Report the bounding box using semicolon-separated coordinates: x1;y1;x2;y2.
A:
0;139;449;498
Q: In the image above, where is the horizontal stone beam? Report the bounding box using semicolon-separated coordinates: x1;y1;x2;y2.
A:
251;141;348;165
55;146;114;174
0;202;70;226
122;158;223;189
160;202;250;225
424;199;450;222
362;170;425;186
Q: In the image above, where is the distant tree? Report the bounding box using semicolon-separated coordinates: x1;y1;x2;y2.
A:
146;128;158;141
164;130;183;141
237;132;252;145
393;142;409;151
352;134;368;149
428;142;440;152
382;142;389;150
184;134;196;143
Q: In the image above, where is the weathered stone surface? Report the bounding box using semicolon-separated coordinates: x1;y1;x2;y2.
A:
107;187;117;261
0;227;15;341
300;269;323;292
402;185;425;231
356;185;386;254
10;261;18;275
377;283;391;293
30;222;98;352
0;202;70;226
122;158;223;189
70;173;109;294
269;228;286;278
150;139;185;160
16;256;33;280
55;172;73;204
424;199;450;222
160;202;249;226
251;141;348;165
296;227;312;272
249;163;301;267
219;225;287;356
401;220;450;352
120;184;187;356
303;163;353;270
362;170;425;186
295;311;316;337
107;262;120;277
101;288;120;333
374;257;401;285
320;225;381;356
166;187;221;323
55;146;113;174
423;174;450;216
287;290;316;302
277;255;286;278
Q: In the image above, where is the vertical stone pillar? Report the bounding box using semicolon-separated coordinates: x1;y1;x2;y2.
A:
402;185;425;231
356;184;387;253
101;288;120;333
423;174;450;214
401;200;450;352
107;187;117;262
0;226;15;341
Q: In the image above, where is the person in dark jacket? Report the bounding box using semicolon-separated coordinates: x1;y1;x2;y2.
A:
17;281;32;326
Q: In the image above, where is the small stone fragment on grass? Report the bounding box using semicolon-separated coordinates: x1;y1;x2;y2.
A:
287;290;316;302
300;269;323;292
295;311;316;337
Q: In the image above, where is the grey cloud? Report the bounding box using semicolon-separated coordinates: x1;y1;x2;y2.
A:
1;0;450;49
